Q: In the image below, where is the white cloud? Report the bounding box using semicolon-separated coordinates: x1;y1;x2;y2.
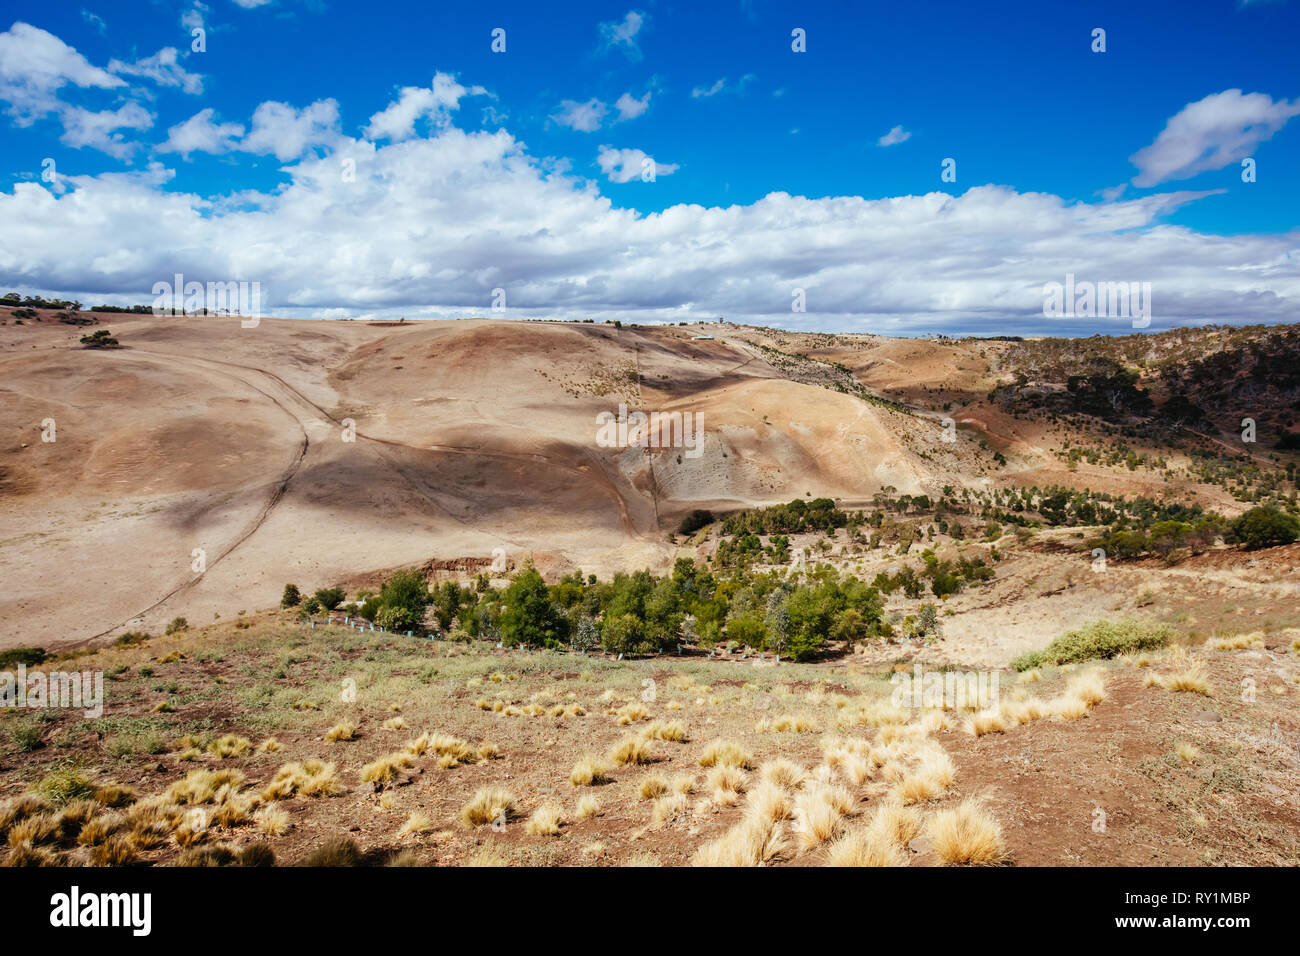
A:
877;125;911;147
181;3;209;31
1129;89;1300;187
2;74;1297;334
81;10;108;35
691;75;755;99
59;102;153;159
596;145;678;183
232;0;274;8
364;73;484;141
243;99;340;160
109;47;204;95
0;22;123;122
157;108;244;157
551;98;608;132
614;91;650;121
691;78;725;99
599;10;645;59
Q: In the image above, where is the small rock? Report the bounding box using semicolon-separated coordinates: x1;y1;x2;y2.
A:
1196;710;1222;722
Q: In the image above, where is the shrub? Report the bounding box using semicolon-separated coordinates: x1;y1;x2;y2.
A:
1230;506;1300;550
280;584;301;608
165;617;188;635
79;329;118;348
1011;618;1174;671
374;569;429;631
678;509;715;535
300;836;360;867
35;767;97;807
313;587;345;611
0;647;46;668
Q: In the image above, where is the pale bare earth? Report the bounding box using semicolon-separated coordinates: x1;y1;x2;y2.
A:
0;311;1276;658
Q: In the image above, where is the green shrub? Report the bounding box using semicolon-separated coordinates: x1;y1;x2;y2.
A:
374;570;429;631
35;766;96;807
165;617;188;635
1230;506;1300;550
1011;618;1174;671
0;647;46;668
10;720;44;752
280;584;301;608
677;509;715;535
313;587;345;611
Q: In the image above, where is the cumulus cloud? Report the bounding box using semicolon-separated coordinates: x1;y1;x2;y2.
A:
364;73;484;141
599;10;645;59
1;63;1296;334
596;145;678;183
615;91;651;121
0;21;123;122
1130;89;1300;187
109;47;204;95
59;102;153;159
0;22;160;159
156;107;244;157
551;98;607;132
877;125;911;147
243;99;340;160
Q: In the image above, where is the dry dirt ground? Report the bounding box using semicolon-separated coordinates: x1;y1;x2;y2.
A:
1;609;1297;867
6;310;1259;650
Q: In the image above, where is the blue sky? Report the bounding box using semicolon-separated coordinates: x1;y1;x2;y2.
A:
0;0;1297;334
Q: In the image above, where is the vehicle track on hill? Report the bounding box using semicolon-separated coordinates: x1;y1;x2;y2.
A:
79;341;661;642
80;349;310;643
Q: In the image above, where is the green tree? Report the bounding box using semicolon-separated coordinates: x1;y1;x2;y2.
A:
498;567;565;647
280;584;301;608
1231;506;1300;550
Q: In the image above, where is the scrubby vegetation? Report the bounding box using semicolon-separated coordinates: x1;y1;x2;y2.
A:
1011;618;1175;671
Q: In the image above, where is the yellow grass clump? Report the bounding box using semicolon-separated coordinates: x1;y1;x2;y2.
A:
925;799;1008;866
698;739;752;769
615;703;650;725
461;787;516;828
965;709;1007;737
261;759;343;800
255;805;291;837
691;815;786;867
575;795;602;819
324;721;357;742
359;752;414;788
166;769;246;806
609;737;654;766
638;773;670;800
570;755;613;786
1175;742;1201;764
759;759;808;791
399;812;433;836
641;720;688;742
792;784;851;850
894;749;956;804
208;735;252;759
1214;633;1264;651
525;803;566;836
